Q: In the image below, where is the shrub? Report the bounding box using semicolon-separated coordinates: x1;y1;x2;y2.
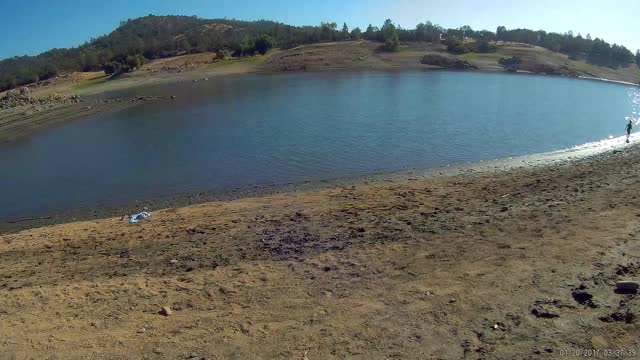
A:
254;35;274;55
421;54;476;69
103;61;121;75
126;54;146;70
384;33;399;52
476;41;495;53
498;56;522;67
531;64;557;74
443;37;461;50
450;45;469;54
381;19;400;52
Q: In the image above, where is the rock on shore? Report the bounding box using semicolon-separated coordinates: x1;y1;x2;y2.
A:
0;86;81;110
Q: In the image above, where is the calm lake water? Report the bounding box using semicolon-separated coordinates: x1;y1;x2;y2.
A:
0;71;637;219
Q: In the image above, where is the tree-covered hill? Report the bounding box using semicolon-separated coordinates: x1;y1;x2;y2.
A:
1;14;639;92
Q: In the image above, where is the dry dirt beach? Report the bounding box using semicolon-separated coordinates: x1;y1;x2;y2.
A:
1;139;640;359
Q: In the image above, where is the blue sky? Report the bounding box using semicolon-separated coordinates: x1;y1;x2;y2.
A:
1;0;639;59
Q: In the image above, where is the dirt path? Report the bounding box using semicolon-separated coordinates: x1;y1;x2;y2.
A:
1;144;639;359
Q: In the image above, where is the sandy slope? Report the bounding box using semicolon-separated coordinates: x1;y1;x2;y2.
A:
1;142;639;359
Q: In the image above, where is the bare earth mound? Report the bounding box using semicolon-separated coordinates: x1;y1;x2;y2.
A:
1;144;639;359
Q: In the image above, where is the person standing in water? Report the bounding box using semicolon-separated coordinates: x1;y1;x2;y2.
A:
626;119;633;143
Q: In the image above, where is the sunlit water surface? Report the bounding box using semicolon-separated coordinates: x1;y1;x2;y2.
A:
0;71;637;219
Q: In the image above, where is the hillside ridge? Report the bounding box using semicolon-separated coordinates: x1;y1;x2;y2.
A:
1;14;639;91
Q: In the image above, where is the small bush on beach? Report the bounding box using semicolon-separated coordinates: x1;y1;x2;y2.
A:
215;49;226;61
103;61;123;76
126;54;146;71
254;35;274;55
381;19;400;52
476;40;496;53
498;55;522;70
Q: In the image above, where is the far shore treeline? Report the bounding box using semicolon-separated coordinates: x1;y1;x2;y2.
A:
1;15;640;91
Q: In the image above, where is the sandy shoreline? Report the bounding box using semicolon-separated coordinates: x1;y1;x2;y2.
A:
578;75;640;87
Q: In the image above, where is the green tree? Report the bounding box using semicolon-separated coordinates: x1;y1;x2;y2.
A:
460;25;474;39
5;76;17;89
42;64;58;78
82;52;99;71
128;37;145;54
499;56;522;70
444;37;468;54
416;21;442;42
176;38;191;52
381;19;395;41
477;41;493;53
237;35;256;56
254;34;274;55
341;22;349;40
364;24;377;40
381;19;399;51
125;55;138;70
26;73;39;84
415;23;427;41
125;54;145;71
385;32;399;51
350;27;362;40
635;50;640;66
216;49;226;61
320;22;337;41
496;26;507;41
103;61;122;75
98;49;114;65
136;54;146;67
3;14;640;92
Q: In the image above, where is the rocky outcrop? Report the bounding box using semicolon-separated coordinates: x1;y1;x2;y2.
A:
0;87;32;108
0;89;81;110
